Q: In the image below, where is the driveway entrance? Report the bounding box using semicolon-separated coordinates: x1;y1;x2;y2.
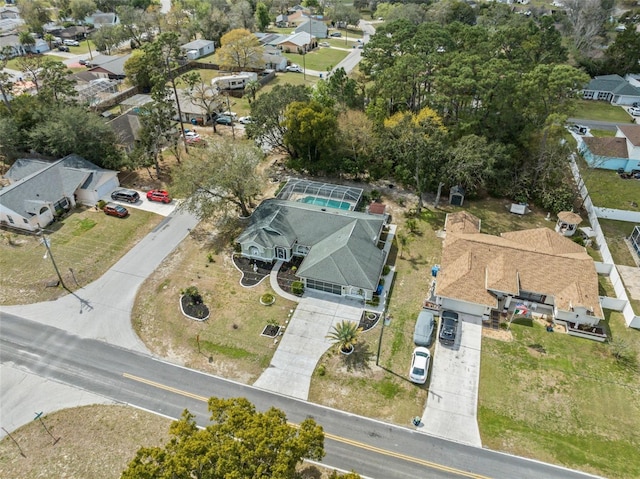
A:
420;313;483;447
253;295;362;400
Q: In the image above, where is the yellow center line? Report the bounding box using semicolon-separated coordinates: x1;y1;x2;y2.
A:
123;372;492;479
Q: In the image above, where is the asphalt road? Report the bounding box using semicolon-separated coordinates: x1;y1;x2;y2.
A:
0;312;602;479
567;118;622;131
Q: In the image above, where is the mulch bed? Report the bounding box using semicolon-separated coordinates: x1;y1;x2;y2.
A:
277;256;303;294
359;311;381;332
181;295;210;320
232;255;273;286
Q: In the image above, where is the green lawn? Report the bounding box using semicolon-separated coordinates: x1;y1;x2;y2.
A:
577;157;640;211
479;310;640;479
283;48;350;72
573;99;634;123
598;219;638;267
589;128;616;137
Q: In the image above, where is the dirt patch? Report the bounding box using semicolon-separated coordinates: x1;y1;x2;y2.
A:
482;328;513;342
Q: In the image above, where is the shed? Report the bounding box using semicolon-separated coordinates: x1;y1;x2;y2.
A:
180;39;215;60
555;211;582;237
449;186;465;206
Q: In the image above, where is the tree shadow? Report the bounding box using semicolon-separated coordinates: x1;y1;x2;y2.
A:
511;317;533;327
199;216;245;254
298;464;322;479
342;342;374;372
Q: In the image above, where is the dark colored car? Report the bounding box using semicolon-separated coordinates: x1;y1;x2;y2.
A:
215;114;233;125
413;310;435;347
78;59;87;65
439;310;459;346
330;32;342;37
103;203;129;218
111;189;140;203
146;189;172;203
57;45;70;52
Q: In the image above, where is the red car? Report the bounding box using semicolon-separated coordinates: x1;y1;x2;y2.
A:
103;203;129;218
146;189;172;203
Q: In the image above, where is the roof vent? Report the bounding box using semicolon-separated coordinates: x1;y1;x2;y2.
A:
321;208;326;211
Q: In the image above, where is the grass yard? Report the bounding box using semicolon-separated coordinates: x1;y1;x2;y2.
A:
309;205;444;425
132;215;297;384
0;207;162;305
283;48;350;72
577;157;640;211
598;219;638;267
588;128;616;137
572;99;633;123
478;311;640;479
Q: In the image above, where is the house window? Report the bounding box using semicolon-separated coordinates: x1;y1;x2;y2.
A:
249;246;259;256
306;279;342;295
276;246;287;260
7;216;14;224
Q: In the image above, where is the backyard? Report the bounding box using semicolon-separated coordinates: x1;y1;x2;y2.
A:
577;157;640;211
0;207;162;305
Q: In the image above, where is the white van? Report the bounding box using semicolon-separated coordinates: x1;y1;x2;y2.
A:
63;39;80;47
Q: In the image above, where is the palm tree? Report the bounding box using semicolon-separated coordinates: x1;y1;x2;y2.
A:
44;33;55;50
18;31;35;55
245;79;260;103
326;321;362;354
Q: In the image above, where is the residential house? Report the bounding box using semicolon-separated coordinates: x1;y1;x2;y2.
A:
180;39;215;60
108;113;141;152
275;14;288;27
255;32;287;48
237;181;389;300
173;88;221;124
295;19;328;39
87;53;132;80
87;11;118;28
0;7;23;35
579;124;640;172
0;155;120;232
582;74;640;106
277;31;315;53
59;25;88;41
0;34;49;56
263;46;287;71
435;212;603;329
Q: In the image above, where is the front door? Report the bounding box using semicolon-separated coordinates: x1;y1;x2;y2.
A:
276;247;287;260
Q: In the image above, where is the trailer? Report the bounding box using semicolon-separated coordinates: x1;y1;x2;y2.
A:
211;72;258;91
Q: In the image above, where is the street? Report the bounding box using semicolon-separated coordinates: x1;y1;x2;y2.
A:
0;312;602;479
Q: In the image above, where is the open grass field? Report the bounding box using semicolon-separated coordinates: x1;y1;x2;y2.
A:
576;157;640;211
478;311;640;479
0;207;162;305
573;99;634;123
283;48;350;72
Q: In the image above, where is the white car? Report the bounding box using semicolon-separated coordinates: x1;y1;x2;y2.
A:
63;39;80;46
184;130;200;139
238;116;253;125
629;107;640;117
286;64;302;73
221;110;237;118
409;347;431;384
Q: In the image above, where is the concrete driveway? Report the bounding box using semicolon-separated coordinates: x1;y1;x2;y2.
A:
420;313;483;447
253;295;362;400
108;189;178;217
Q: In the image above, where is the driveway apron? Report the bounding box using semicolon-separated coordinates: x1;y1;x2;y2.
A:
420;314;483;447
253;295;362;400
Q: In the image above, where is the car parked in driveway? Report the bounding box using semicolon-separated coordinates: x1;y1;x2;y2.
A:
57;45;70;52
629;107;640;117
238;116;253;125
409;347;431;384
330;32;342;37
413;310;435;347
286;64;302;73
103;203;128;218
146;189;172;203
111;189;140;203
63;39;80;46
439;310;459;346
215;114;233;125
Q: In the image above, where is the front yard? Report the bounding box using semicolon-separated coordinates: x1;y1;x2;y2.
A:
0;207;162;305
479;311;640;479
572;99;634;123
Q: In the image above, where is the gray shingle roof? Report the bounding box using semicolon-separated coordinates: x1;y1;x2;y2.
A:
585;74;640;97
238;199;385;289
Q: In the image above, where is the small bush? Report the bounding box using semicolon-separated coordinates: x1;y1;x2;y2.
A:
261;293;275;304
207;252;215;263
371;189;381;201
317;364;326;376
291;281;304;296
382;264;390;276
378;278;385;286
96;200;106;209
234;243;242;253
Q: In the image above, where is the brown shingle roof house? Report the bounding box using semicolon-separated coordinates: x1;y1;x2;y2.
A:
435;212;603;327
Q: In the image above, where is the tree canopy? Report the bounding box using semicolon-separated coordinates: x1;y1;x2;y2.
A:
215;28;265;70
121;397;326;479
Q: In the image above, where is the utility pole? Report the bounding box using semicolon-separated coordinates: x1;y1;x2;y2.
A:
40;232;68;291
226;92;236;140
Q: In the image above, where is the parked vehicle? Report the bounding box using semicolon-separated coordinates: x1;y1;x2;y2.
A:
330;32;342;37
409;347;431;384
413;310;435;347
286;64;302;73
63;39;80;46
146;190;172;203
439;310;459;346
238;116;253;125
319;42;330;47
103;203;128;218
110;189;140;203
568;124;588;135
78;59;87;65
57;45;70;52
215;115;233;125
629;107;640;117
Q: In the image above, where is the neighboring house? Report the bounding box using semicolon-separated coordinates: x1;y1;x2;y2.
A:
0;34;48;55
108;113;141;152
579;124;640;172
295;19;328;39
119;93;152;114
277;31;315;53
0;155;119;232
435;212;603;329
59;26;87;40
174;88;221;124
87;11;118;28
263;46;287;71
180;39;215;60
237;181;389;300
0;10;23;35
87;53;132;80
582;74;640;106
255;32;288;47
275;14;288;27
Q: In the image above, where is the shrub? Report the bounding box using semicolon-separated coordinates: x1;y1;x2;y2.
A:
317;364;326;376
182;286;202;303
291;281;304;296
96;199;106;209
382;264;390;276
261;293;275;305
326;320;363;353
378;278;385;286
370;189;381;201
207;252;215;263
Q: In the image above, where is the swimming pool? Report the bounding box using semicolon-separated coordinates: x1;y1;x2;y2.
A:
299;196;352;210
